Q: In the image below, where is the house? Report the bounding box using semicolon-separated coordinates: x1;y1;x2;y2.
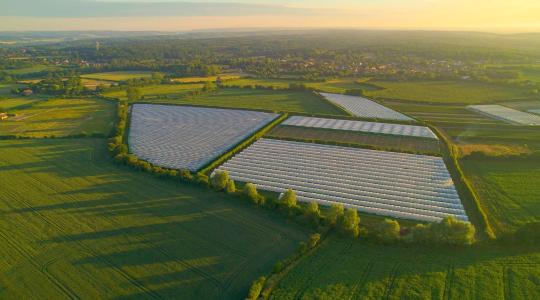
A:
22;89;33;96
0;113;8;121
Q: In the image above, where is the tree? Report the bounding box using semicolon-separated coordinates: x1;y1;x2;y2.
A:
304;201;321;226
225;179;236;194
195;173;209;186
126;87;142;101
432;216;476;245
373;219;401;243
279;189;297;209
202;81;217;92
244;183;264;205
210;170;230;190
326;203;344;226
246;276;266;300
179;169;193;182
339;208;360;238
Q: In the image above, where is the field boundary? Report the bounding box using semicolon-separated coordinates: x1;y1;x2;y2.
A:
198;113;288;175
429;125;495;239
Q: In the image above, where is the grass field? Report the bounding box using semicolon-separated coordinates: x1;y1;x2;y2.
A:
81;71;153;82
3;65;57;75
112;87;347;115
365;80;529;104
225;78;369;94
462;158;540;235
0;97;41;111
271;237;540;299
267;126;442;155
0;84;26;95
172;74;241;83
103;83;203;100
0;98;115;137
0;138;308;299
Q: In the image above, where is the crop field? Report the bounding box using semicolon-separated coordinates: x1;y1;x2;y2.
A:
320;93;413;121
81;71;153;81
127;88;347;115
129;104;278;171
467;105;540;126
281;116;437;139
216;139;466;222
80;78;114;89
0;138;308;299
0;98;115;137
271;237;540;300
364;80;529;104
462;158;540;235
531;109;540;115
267;126;442;155
103;83;203;100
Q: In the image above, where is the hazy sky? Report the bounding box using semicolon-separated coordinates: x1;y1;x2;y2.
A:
1;0;539;32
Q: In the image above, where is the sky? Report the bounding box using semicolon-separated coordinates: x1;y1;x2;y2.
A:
1;0;540;32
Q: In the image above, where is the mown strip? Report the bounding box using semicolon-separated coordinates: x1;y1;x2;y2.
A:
199;113;288;175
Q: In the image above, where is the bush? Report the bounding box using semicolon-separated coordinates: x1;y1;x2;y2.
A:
308;233;321;248
303;201;321;226
279;189;297;209
404;216;476;245
246;276;266;300
326;203;344;226
210;170;230;190
373;219;401;243
195;173;209;186
225;179;236;194
244;183;265;205
179;169;193;182
272;261;284;274
339;208;360;238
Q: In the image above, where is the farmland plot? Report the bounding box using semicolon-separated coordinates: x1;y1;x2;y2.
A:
320;92;413;121
282;116;437;139
129;104;278;171
467;105;540;125
215;139;467;222
530;109;540;115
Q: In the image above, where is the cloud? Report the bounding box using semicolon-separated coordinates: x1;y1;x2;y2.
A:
2;0;325;17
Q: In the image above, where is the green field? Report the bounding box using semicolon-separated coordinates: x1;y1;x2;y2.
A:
365;80;529;104
225;78;369;94
110;87;347;115
267;126;441;155
81;71;153;82
103;83;203;100
0;138;308;299
4;65;57;75
0;97;41;111
0;98;115;137
172;74;242;83
271;237;540;300
0;84;26;95
462;159;540;235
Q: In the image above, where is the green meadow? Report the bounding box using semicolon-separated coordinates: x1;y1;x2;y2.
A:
81;71;153;82
0;138;308;299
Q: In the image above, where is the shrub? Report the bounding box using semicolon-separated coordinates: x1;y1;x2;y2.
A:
225;179;236;194
246;276;266;300
179;169;193;182
404;216;476;245
326;203;344;226
339;208;360;238
195;173;209;186
279;189;297;209
303;201;321;226
308;233;321;248
272;261;284;274
210;170;230;190
373;219;401;243
244;183;265;205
